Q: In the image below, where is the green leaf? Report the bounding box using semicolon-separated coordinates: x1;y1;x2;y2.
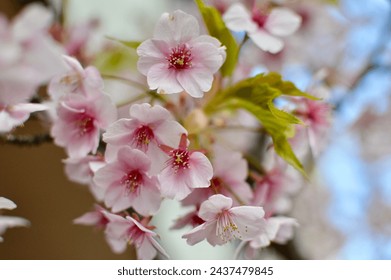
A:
195;0;239;77
206;72;317;176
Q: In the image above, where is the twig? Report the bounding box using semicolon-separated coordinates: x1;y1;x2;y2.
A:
0;133;52;146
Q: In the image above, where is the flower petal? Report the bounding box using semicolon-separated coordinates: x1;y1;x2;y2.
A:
131;177;162;216
265;8;301;37
102;119;139;145
146;63;183;94
0;197;16;210
230;206;266;240
137;39;169;75
198;194;233;221
249;29;284;54
153;10;199;43
223;3;258;33
186;152;213;188
176;69;212;98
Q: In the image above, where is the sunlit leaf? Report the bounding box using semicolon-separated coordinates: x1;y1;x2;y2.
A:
206;72;318;176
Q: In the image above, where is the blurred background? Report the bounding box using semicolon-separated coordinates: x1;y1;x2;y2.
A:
1;0;391;259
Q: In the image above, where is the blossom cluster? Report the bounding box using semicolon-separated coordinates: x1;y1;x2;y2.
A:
0;0;335;259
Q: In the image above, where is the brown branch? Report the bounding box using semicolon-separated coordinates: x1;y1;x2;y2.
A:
0;133;52;146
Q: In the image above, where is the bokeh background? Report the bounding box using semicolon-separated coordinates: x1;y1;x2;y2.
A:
1;0;391;259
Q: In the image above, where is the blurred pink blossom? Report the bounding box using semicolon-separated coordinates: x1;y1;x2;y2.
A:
223;3;301;53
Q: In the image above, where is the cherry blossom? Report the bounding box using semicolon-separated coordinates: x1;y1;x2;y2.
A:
48;55;103;100
181;145;252;207
93;147;162;216
249;216;298;249
293;95;332;157
103;212;169;260
158;134;213;200
209;146;253;205
51;91;117;158
73;204;109;230
137;10;226;98
0;4;65;133
223;3;301;53
103;103;186;173
0;197;30;242
64;155;106;201
236;216;298;259
182;194;265;246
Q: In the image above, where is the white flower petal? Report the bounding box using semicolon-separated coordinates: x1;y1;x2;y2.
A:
176;69;212;98
223;3;258;33
230;206;266;240
198;194;233;221
0;197;16;210
147;63;183;94
265;8;301;37
137;39;169;75
154;10;199;43
249;30;284;54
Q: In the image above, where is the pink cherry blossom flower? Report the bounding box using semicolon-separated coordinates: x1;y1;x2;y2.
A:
73;204;109;230
51;91;117;158
182;194;265;246
0;4;65;133
236;216;298;259
249;216;298;249
64;155;106;201
293;96;332;157
181;145;252;207
48;55;103;100
103;212;169;260
252;168;286;212
0;197;30;242
103;103;186;173
137;10;226;98
93;147;162;216
223;3;301;53
158;134;213;200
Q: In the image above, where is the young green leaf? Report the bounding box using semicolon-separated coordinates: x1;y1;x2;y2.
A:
205;72;317;176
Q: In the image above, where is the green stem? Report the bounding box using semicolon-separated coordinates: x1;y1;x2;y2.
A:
102;74;147;91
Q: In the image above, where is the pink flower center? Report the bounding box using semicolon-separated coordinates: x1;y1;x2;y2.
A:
216;210;242;242
126;224;145;246
122;170;143;194
211;177;223;193
170;149;190;172
77;114;95;135
132;125;154;151
97;214;109;230
167;44;193;70
252;9;268;28
60;73;82;92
